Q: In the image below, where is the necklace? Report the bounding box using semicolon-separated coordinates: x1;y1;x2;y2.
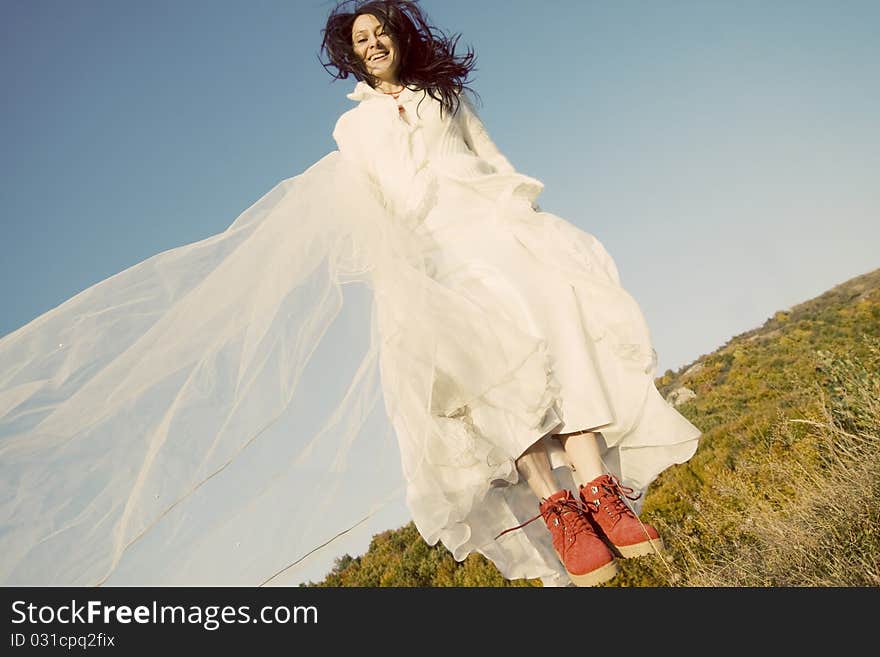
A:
382;85;406;115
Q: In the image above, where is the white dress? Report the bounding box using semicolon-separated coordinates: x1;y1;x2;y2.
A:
332;82;702;585
0;80;701;588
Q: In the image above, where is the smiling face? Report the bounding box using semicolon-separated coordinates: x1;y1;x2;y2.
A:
351;13;400;85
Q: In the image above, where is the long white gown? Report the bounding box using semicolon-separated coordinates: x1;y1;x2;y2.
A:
0;80;701;588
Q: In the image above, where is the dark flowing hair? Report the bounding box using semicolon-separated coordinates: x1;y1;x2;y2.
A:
319;0;479;119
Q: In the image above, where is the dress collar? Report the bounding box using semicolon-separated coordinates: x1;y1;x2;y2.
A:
346;80;418;103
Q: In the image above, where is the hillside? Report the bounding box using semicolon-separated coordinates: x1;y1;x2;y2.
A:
303;267;880;587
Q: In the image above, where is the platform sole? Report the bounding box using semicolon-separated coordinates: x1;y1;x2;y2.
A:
615;537;665;558
567;559;619;587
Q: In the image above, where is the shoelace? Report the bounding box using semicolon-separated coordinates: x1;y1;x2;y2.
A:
494;495;591;541
592;475;641;522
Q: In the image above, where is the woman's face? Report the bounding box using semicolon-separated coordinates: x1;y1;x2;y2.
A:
351;13;400;84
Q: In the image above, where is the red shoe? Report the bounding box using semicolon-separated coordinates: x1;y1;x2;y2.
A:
579;474;664;558
496;489;618;586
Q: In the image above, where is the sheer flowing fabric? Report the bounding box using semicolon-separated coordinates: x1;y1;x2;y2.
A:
0;152;422;585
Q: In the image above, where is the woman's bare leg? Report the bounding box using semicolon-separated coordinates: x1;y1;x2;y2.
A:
556;429;664;557
515;440;560;500
555;429;605;484
512;434;620;587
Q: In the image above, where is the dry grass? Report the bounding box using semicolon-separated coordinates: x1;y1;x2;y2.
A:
647;340;880;587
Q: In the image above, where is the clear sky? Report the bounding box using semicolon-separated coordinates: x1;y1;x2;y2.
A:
2;0;878;583
2;0;879;373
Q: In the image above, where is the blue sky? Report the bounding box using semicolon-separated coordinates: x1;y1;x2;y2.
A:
2;0;878;375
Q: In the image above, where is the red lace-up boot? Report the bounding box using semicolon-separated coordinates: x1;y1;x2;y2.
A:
579;474;664;558
497;489;617;586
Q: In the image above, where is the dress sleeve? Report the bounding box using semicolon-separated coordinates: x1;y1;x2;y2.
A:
332;110;389;207
457;94;517;175
333;112;371;175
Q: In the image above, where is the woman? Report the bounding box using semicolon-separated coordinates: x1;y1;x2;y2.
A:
320;0;702;587
0;0;700;588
